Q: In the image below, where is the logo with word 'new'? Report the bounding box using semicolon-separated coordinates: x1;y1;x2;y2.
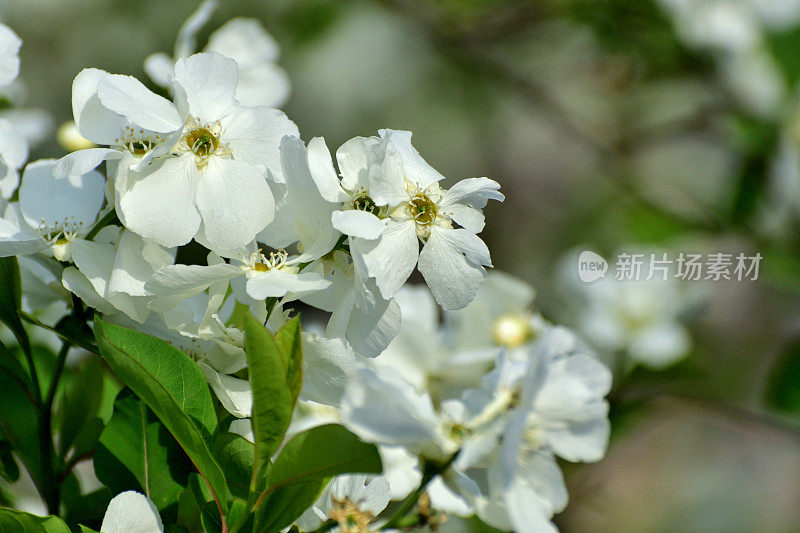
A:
578;250;607;283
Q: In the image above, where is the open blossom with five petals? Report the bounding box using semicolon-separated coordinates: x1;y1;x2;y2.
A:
117;52;298;251
353;130;504;310
0;159;105;261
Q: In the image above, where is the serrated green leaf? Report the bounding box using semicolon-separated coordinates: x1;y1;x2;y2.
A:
243;313;293;483
0;508;71;532
94;390;193;518
94;317;228;519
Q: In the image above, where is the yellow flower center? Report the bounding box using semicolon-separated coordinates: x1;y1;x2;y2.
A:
492;313;534;349
329;498;374;533
186;127;219;157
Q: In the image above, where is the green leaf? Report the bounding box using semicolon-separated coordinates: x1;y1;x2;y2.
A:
94;317;228;518
267;424;382;492
255;424;382;529
79;527;100;533
0;340;31;393
61;472;111;529
0;361;42;485
766;337;800;414
274;317;303;409
0;257;29;355
177;473;212;533
94;390;193;518
0;508;71;532
257;478;326;533
93;318;217;438
214;432;254;500
243;313;294;482
56;357;105;458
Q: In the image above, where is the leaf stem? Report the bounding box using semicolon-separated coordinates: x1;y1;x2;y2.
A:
381;452;459;530
19;311;99;354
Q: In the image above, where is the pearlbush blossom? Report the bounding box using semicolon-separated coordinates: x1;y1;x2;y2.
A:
0;11;613;533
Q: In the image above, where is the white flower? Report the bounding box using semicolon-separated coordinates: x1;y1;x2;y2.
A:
0;24;21;87
445;328;611;533
354;130;503;310
205;18;291;108
145;1;290;108
54;67;186;179
101;491;163;533
296;474;391;533
566;266;693;369
0;160;105;261
307;135;403;241
445;271;548;362
118;52;298;251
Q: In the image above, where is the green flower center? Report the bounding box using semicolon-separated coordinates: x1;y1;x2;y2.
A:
186;127;219;157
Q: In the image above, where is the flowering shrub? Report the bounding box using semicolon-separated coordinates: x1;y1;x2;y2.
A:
0;3;617;532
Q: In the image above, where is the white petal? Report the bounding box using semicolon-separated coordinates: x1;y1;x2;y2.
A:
0;25;21;86
146;263;241;299
370;141;408;206
441;177;504;209
173;52;238;123
223;106;298;182
195;157;273;251
379;129;444;188
108;230;172;297
307;136;347;203
62;265;115;315
331;210;385;240
356;220;419;300
417;227;490;310
143;52;174;88
119;154;201;248
234;62;290;109
336;137;371;192
340;366;441;454
71;68;126;145
174;0;219;59
19;159;105;230
346;295;401;358
245;269;331;300
629;321;691;369
301;332;356;407
101;491;164;533
278;136;339;260
97;74;183;133
54;148;123;178
206;17;279;64
199;362;252;418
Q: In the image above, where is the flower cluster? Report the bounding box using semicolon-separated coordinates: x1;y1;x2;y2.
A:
0;4;612;532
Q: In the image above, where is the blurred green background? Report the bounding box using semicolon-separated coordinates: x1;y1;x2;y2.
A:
5;0;800;530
